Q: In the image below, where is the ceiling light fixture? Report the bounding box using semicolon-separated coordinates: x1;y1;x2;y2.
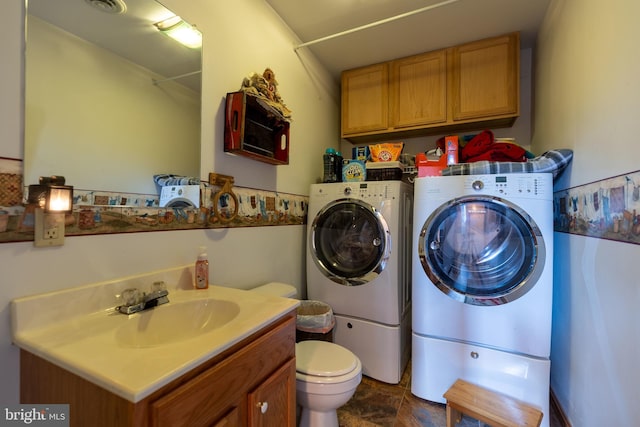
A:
154;16;202;49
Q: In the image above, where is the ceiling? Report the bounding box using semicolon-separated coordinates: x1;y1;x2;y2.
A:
264;0;551;79
26;0;551;92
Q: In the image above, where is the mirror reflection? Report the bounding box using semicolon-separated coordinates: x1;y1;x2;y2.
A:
25;0;202;196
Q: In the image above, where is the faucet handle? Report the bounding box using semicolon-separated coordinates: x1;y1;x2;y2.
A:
121;288;142;307
151;281;167;292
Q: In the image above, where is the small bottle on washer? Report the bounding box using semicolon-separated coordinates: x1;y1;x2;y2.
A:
195;246;209;289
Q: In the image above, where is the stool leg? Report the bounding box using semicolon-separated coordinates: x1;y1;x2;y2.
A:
446;405;462;427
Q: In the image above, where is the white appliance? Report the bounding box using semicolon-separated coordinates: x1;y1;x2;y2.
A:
306;181;413;384
159;185;200;208
411;173;554;426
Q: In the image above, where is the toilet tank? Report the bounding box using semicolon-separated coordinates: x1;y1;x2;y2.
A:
251;282;297;298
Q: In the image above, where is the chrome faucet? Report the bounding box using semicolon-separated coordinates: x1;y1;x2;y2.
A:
116;281;169;315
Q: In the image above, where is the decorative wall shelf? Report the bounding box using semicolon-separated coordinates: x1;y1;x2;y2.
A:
224;91;290;165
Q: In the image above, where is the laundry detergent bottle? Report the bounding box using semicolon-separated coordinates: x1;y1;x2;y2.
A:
195;246;209;289
323;148;338;183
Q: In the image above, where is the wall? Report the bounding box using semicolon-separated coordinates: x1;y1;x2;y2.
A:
534;0;640;425
0;0;339;405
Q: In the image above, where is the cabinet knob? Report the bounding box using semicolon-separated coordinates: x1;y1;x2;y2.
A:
257;401;269;414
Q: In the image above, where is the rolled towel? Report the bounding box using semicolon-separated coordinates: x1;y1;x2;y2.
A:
441;149;573;180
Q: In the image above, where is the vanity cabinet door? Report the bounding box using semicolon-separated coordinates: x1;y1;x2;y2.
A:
212;407;240;427
248;358;296;427
150;315;295;427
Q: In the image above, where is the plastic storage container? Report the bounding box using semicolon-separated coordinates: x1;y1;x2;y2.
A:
365;161;404;181
296;300;335;342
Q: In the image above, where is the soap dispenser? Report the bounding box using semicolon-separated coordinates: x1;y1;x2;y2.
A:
195;246;209;289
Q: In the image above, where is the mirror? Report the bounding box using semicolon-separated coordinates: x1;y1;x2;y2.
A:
24;0;202;196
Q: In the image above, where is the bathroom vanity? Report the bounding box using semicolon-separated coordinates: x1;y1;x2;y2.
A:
12;267;299;427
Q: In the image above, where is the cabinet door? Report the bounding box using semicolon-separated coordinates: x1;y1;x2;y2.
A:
248;359;296;427
341;63;389;136
212;407;240;427
390;50;447;128
451;33;519;121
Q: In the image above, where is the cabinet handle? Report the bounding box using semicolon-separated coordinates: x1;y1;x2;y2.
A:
257;401;269;414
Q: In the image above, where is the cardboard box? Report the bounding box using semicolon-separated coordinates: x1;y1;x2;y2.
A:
416;136;459;177
351;146;370;162
342;160;366;182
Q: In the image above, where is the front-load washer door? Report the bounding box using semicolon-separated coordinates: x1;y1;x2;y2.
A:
418;196;545;306
310;198;390;286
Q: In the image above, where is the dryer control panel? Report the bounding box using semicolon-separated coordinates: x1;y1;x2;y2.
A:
463;174;552;199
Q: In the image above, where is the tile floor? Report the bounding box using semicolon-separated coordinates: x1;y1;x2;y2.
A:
337;363;564;427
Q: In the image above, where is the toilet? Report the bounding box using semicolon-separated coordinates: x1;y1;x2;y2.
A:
251;282;363;427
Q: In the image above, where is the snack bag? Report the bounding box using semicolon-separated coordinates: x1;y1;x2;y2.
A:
369;142;404;162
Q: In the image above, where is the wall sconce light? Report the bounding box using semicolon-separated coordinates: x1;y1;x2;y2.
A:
154;16;202;49
31;176;73;247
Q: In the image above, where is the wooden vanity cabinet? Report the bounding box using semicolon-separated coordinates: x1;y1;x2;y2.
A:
20;311;297;427
341;32;520;141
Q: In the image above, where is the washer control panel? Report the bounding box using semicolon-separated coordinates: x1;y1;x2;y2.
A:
314;182;400;202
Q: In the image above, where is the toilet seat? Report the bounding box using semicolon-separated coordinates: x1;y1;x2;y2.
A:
296;341;361;384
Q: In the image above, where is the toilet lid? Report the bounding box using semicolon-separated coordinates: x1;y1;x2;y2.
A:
295;340;358;377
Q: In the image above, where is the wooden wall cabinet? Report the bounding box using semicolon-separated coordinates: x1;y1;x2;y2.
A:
390;49;448;129
341;32;520;141
21;311;297;427
451;33;520;122
340;63;389;135
224;91;290;165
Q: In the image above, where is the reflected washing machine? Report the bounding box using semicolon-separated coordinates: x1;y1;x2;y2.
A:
307;181;412;384
412;173;553;426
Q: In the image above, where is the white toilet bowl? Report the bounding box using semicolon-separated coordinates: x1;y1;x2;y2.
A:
250;283;362;427
295;340;362;427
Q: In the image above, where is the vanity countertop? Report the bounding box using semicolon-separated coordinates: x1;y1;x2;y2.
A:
11;269;298;403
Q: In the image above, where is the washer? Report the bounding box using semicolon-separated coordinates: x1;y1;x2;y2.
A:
307;181;412;384
411;173;553;426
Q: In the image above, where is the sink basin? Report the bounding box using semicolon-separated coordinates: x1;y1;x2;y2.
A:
115;298;240;348
12;271;299;403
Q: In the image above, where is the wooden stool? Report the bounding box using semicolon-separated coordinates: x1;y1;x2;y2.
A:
443;379;543;427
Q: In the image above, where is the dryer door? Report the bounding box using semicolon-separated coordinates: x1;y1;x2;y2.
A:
310;198;390;286
418;196;545;305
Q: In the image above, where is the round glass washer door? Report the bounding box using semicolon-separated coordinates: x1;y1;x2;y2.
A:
418;195;545;306
310;198;390;286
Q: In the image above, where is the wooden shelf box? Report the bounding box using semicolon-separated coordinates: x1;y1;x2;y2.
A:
224;91;290;165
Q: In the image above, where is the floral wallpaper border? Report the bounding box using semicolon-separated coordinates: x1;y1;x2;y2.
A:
554;170;640;245
0;158;308;244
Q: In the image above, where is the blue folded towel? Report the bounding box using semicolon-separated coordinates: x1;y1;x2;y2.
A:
153;174;201;187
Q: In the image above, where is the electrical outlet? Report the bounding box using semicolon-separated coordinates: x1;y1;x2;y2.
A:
34;209;65;247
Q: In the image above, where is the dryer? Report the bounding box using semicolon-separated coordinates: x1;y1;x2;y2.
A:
411;173;553;426
307;181;412;384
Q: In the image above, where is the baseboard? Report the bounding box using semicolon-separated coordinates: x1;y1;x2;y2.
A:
550;388;572;427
